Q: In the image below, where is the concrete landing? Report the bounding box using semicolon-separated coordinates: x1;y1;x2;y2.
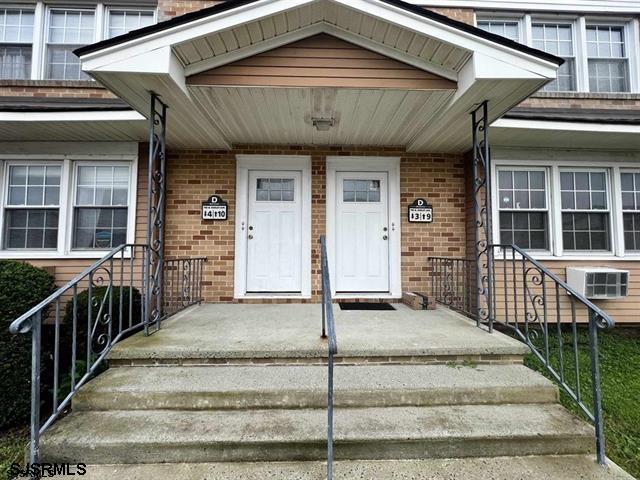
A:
109;303;528;362
60;456;634;480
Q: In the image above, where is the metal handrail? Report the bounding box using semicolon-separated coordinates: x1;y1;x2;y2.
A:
429;243;615;465
10;244;145;335
8;243;207;466
320;235;337;480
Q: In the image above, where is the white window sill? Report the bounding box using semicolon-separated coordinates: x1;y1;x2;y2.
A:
0;250;132;260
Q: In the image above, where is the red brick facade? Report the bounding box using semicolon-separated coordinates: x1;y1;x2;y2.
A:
163;146;466;303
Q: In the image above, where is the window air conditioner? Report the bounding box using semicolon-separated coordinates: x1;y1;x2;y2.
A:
566;267;629;300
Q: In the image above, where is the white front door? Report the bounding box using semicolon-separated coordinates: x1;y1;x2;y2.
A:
246;170;302;292
335;172;390;292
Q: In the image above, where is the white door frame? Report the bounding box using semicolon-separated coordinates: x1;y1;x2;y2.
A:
234;155;312;298
326;156;402;297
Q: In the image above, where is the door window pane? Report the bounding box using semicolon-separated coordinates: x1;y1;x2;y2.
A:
343;179;381;203
532;23;576;91
256;178;294;202
0;9;34;79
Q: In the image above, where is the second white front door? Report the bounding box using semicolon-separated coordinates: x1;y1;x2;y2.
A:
246;170;302;292
335;172;390;292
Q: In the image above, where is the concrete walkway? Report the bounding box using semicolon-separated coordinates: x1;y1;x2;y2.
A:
109;303;528;361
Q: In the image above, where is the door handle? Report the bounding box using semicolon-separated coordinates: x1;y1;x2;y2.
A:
248;234;254;240
383;235;388;240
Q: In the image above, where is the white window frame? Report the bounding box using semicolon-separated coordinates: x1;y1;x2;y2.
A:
104;6;156;41
6;2;157;80
558;167;613;253
619;168;640;253
68;161;134;251
476;13;640;93
0;6;37;80
0;144;138;259
496;165;552;254
491;153;640;261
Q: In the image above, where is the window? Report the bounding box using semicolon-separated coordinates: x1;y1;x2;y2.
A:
560;171;610;251
0;9;34;79
343;180;381;203
586;25;628;93
4;165;61;249
107;10;154;39
477;19;520;42
73;165;129;249
45;9;95;80
532;22;576;91
621;172;640;251
256;178;294;202
497;169;548;250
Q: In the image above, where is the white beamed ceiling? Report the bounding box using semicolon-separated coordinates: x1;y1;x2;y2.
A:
189;86;455;146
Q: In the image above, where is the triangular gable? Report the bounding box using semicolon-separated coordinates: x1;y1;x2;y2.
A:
187;34;457;90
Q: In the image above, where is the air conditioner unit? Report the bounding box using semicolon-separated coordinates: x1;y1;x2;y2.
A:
566;267;629;300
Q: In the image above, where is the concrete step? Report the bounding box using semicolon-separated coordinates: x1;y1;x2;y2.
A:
73;364;558;411
57;456;634;480
40;404;594;464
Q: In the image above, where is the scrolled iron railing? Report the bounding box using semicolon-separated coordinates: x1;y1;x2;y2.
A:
320;235;337;480
9;243;206;465
429;243;615;465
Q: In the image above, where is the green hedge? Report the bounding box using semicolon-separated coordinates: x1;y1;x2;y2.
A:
0;261;55;430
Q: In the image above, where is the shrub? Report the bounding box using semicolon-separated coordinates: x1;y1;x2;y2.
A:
0;261;55;430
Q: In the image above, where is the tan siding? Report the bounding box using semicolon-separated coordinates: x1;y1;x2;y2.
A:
187;34;457;90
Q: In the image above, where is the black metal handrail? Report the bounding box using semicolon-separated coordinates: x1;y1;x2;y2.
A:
320;235;337;480
9;243;206;465
429;243;615;465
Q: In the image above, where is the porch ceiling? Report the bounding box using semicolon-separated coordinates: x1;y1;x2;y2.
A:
75;0;561;152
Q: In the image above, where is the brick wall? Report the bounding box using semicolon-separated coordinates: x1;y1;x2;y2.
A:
519;93;640;111
0;81;115;99
158;0;219;20
428;7;475;25
163;146;466;303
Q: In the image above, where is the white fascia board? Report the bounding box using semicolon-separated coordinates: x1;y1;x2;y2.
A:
0;110;145;122
492;118;640;134
406;1;640;14
0;141;139;158
79;0;559;82
79;0;317;66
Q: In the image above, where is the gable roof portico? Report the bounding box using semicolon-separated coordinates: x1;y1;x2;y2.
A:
70;0;562;151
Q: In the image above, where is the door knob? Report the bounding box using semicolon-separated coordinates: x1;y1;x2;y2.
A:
383;227;388;232
248;234;254;240
383;235;388;240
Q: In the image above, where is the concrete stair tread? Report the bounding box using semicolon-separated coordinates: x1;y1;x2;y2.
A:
40;404;594;464
57;456;634;480
74;363;558;410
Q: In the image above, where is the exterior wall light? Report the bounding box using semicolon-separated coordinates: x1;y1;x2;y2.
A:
312;117;335;131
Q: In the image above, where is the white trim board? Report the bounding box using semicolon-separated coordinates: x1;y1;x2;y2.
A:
326;156;402;298
234;155;312;299
408;1;640;13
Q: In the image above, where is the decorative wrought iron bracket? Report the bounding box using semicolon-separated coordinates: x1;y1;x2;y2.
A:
471;101;494;330
146;92;168;335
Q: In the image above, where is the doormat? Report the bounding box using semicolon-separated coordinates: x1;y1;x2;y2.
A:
339;302;395;311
